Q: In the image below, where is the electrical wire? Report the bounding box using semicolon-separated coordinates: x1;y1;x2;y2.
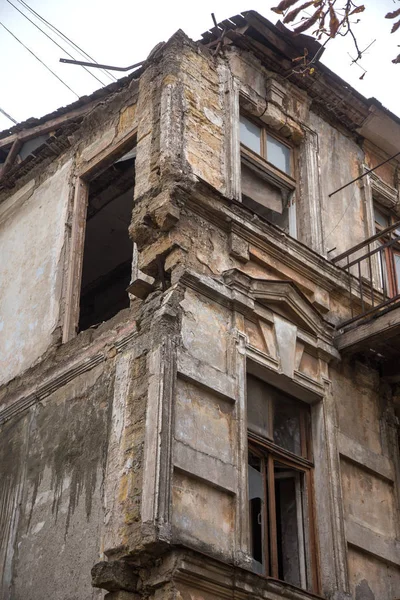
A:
6;0;107;88
14;0;117;83
0;21;79;99
321;188;358;253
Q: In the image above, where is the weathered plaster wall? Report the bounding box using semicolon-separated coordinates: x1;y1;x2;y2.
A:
0;303;152;599
348;547;400;600
0;362;112;600
0;160;71;386
171;288;237;560
333;362;382;454
329;358;400;596
310;112;367;257
180;45;225;193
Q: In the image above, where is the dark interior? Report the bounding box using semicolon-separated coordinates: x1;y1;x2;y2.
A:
78;150;135;331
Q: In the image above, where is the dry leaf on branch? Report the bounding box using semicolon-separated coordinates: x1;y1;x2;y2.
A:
283;1;314;24
349;5;365;16
386;8;400;19
329;4;340;36
391;19;400;34
293;8;322;34
271;0;299;14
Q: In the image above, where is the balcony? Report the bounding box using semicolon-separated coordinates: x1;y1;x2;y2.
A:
332;222;400;370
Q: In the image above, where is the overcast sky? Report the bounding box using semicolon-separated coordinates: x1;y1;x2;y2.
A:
0;0;399;132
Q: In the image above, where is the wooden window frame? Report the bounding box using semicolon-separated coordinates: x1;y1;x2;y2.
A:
62;130;137;343
239;113;296;187
239;112;297;238
373;202;400;298
247;377;320;594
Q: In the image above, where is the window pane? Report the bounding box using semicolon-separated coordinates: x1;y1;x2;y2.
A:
376;241;389;294
273;393;302;456
267;135;291;174
248;452;266;574
394;253;400;293
374;205;390;230
274;463;308;589
247;375;270;438
240;115;262;155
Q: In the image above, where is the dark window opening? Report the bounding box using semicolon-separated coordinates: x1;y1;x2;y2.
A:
79;148;136;331
248;451;265;575
247;374;317;592
274;463;306;588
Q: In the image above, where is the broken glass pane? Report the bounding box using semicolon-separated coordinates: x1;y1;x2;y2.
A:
248;451;266;574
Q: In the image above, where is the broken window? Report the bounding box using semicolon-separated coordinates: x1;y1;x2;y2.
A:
239;114;296;233
247;374;318;592
78;146;136;331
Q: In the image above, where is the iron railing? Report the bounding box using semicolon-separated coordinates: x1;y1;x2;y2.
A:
331;221;400;327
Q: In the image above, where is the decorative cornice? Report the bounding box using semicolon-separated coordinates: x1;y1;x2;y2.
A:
181;179;355;299
169;548;324;600
369;170;399;208
0;321;138;426
179;268;339;364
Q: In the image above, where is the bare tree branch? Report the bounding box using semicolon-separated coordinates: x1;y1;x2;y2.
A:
271;0;400;65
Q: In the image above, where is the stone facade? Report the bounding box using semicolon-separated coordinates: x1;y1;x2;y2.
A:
0;11;400;600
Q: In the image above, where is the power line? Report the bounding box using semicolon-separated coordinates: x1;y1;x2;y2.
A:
322;188;358;252
14;0;117;83
0;21;79;99
0;107;18;125
6;0;107;88
329;149;400;197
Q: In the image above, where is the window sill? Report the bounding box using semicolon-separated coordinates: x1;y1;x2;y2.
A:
241;562;323;600
172;547;325;600
241;145;296;192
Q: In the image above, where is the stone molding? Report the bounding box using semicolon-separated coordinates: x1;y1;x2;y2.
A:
0;320;138;426
338;431;394;483
148;548;325;600
183;181;362;305
346;520;400;567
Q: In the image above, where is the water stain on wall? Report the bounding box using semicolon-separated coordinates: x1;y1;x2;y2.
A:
0;362;114;597
23;365;114;533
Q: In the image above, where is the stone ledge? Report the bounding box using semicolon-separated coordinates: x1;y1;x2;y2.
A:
338;432;394;482
174;440;237;495
346;519;400;567
177;348;237;402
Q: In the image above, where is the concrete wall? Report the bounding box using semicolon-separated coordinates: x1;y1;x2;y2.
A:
0;363;110;599
0;308;151;600
311;112;366;256
0;160;71;386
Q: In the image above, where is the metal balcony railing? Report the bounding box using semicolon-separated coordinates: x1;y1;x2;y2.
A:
331;221;400;328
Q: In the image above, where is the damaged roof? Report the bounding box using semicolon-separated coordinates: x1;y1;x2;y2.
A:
0;68;144;192
0;72;138;143
200;10;400;130
1;10;399;192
